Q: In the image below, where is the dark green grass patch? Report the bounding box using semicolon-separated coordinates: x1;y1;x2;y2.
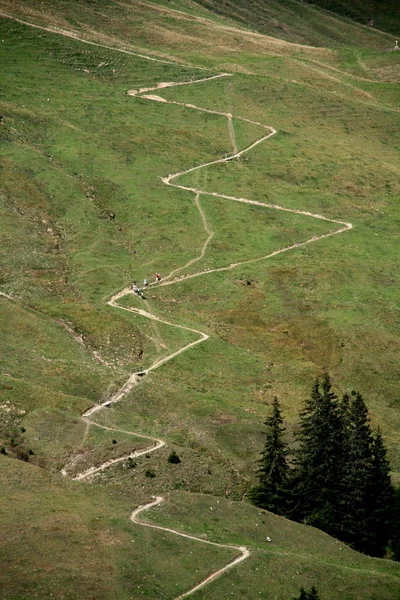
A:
193;0;394;47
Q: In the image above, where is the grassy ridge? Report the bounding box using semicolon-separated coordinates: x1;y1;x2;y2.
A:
1;0;396;76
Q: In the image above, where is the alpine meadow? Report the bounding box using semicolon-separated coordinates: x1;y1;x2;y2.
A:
0;1;400;599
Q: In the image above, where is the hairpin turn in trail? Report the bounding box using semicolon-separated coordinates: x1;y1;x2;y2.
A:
0;12;352;598
65;74;351;598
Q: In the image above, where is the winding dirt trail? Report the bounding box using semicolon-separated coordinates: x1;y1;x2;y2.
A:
1;14;353;597
64;74;352;597
131;497;250;599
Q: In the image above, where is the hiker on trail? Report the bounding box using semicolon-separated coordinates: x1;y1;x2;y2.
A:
155;273;161;282
132;282;143;296
143;278;148;287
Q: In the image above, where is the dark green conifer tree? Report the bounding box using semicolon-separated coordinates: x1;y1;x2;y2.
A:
249;375;397;559
391;486;400;561
249;396;289;515
340;391;374;553
366;428;395;556
339;392;351;424
292;374;344;536
339;391;352;459
292;587;320;600
308;588;320;600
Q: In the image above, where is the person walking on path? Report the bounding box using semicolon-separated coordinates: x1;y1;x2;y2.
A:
132;282;143;297
143;278;148;287
155;273;161;282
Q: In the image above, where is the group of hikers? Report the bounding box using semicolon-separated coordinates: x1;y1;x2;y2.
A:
132;273;161;298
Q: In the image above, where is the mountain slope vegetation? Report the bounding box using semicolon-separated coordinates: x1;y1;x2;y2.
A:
304;0;400;35
194;0;397;46
0;0;399;598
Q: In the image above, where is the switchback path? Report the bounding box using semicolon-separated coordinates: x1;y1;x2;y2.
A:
131;497;250;600
1;14;353;598
64;74;352;597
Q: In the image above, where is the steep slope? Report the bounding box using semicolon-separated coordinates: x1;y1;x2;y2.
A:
304;0;400;35
0;1;400;598
194;0;395;46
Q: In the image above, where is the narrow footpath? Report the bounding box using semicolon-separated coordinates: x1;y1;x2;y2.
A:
0;13;353;598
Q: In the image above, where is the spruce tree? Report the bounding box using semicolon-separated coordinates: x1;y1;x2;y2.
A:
293;374;344;537
249;397;289;515
391;486;400;561
366;429;395;556
339;392;351;426
340;391;374;553
292;587;320;600
249;375;397;559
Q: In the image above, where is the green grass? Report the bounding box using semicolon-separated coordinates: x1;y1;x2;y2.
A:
2;0;395;77
232;116;267;150
1;458;399;600
141;71;400;465
0;459;239;600
116;293;201;369
0;1;400;598
63;424;151;479
148;492;400;599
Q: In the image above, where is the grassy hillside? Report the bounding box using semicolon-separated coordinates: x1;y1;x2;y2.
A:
1;0;400;598
304;0;400;35
193;0;397;46
2;459;400;599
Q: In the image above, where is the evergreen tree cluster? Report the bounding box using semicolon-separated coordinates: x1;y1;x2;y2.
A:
292;587;320;600
250;374;399;559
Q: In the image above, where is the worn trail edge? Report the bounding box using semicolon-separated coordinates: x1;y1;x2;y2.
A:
1;14;353;598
